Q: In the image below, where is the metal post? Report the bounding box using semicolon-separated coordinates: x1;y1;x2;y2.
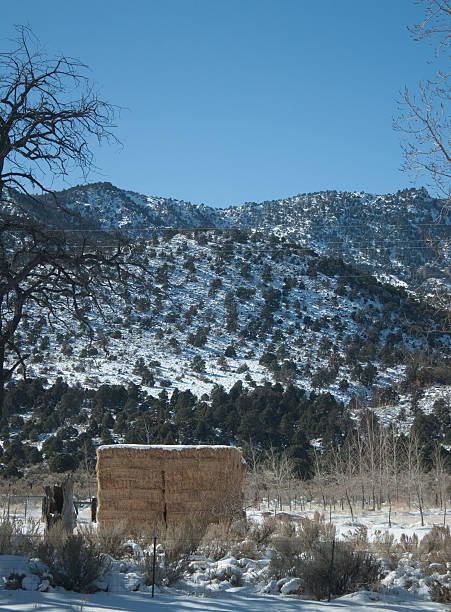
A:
151;528;157;598
24;498;27;522
327;538;335;602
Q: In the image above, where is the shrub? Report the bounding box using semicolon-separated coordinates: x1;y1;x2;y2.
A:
270;534;306;579
270;515;336;579
342;524;369;551
420;526;451;565
139;521;205;567
297;515;335;552
372;530;398;565
429;579;451;603
248;517;278;547
397;533;419;555
198;522;235;561
224;345;237;358
191;355;206;373
4;572;25;590
301;541;381;600
37;530;108;592
49;453;78;473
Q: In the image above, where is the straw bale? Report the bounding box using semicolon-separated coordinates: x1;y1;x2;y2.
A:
100;489;163;504
96;444;246;531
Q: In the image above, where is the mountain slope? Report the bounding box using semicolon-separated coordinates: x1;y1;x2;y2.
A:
16;182;449;292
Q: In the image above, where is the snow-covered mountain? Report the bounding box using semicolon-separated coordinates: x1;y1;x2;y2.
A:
26;182;450;291
12;226;449;420
1;184;449;476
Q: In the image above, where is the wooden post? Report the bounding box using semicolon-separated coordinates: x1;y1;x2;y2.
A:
61;475;76;533
327;538;335;602
345;489;354;523
152;528;157;598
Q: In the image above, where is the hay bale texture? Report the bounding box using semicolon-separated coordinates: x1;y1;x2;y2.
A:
96;444;246;530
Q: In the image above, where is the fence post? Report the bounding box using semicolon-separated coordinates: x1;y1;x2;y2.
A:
327;538;335;602
152;527;157;598
24;498;28;522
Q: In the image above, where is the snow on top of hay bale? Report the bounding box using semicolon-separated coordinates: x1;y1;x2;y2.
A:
97;444;237;451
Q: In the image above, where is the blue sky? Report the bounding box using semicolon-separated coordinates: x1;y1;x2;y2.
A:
0;1;440;207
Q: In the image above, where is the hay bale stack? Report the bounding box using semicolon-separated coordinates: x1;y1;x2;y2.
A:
96;444;246;531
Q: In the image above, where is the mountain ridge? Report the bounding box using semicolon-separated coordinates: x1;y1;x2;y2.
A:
16;181;448;292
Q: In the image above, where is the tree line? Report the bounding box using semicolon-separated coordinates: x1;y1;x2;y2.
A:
0;377;448;482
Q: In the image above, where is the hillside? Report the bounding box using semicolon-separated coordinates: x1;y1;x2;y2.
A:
12;182;450;292
0;185;449;477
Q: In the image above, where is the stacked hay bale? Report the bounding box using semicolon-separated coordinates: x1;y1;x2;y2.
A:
96;444;246;531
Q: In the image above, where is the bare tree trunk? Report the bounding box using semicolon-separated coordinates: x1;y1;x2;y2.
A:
42;475;76;533
345;489;354;522
0;342;6;421
61;475;76;533
417;487;424;527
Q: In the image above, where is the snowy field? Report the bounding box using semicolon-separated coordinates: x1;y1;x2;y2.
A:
0;499;449;611
0;587;448;612
2;494;447;542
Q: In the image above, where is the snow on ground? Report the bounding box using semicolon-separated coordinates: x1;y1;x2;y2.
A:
0;500;450;611
0;588;448;612
2;494;447;543
247;502;448;544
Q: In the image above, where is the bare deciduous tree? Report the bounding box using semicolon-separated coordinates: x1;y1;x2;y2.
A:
0;27;142;418
395;0;451;196
394;1;450;314
0;26;117;193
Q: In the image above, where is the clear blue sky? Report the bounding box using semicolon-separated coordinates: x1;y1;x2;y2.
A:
0;1;440;207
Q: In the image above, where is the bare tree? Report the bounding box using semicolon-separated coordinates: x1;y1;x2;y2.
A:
432;442;450;524
395;0;451;196
0;26;117;193
0;27;142;418
263;447;295;512
394;1;450;312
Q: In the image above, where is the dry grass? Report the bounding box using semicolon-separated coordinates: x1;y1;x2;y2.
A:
420;525;451;558
137;520;205;566
0;517;40;555
81;522;129;559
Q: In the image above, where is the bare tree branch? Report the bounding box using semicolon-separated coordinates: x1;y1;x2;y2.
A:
0;26;145;418
394;1;451;318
